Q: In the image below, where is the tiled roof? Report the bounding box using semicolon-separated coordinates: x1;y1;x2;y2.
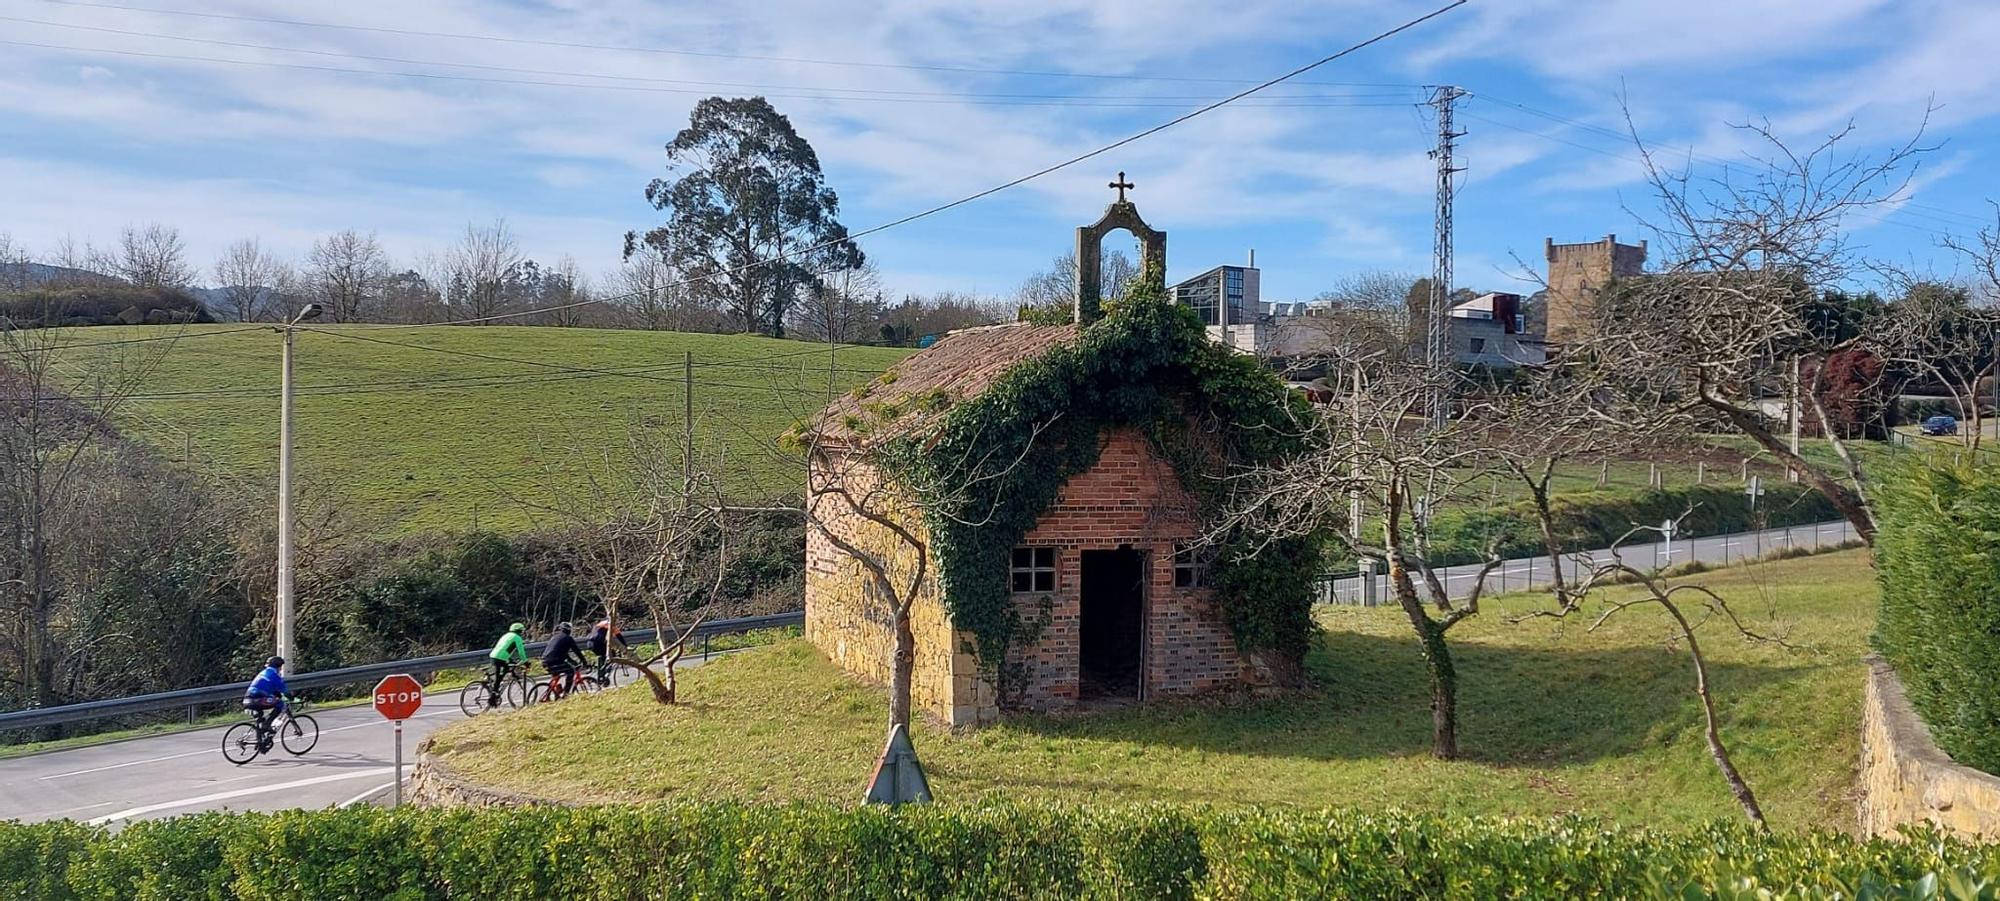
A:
814;322;1077;445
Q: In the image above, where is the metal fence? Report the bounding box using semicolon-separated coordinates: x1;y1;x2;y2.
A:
0;611;803;735
1316;519;1859;606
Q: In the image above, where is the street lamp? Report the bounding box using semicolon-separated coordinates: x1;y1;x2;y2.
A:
275;302;321;674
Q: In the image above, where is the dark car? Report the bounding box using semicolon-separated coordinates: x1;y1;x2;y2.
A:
1921;415;1959;436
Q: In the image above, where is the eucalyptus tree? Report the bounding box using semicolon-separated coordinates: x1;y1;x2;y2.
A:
627;96;863;337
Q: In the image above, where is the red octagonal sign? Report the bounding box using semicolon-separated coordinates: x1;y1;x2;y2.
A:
373;674;424;721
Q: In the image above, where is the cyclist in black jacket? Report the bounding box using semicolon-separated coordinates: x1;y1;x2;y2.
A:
542;622;587;696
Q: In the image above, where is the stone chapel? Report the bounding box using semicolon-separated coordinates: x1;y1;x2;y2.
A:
802;178;1283;726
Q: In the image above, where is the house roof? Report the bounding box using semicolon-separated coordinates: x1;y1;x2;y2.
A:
813;321;1078;445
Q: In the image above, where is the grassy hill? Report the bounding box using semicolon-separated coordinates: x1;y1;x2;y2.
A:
52;325;913;533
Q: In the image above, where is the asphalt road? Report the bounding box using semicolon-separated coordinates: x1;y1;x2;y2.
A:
1321;519;1857;605
0;664;670;826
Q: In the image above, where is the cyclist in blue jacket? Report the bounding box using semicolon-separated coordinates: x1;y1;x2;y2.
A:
243;655;290;736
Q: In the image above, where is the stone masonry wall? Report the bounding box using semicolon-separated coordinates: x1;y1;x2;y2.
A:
1005;428;1253;711
803;451;993;727
1545;234;1646;343
1860;656;2000;840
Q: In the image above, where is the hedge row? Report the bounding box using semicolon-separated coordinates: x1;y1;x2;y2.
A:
1331;481;1842;572
1875;457;2000;774
4;804;1998;900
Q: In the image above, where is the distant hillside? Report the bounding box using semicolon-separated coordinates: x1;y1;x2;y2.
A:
54;325;913;533
1;261;120;287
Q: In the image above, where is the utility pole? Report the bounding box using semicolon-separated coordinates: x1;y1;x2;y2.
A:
1789;356;1802;483
274;303;322;675
682;350;695;503
1427;85;1466;429
1349;363;1373;605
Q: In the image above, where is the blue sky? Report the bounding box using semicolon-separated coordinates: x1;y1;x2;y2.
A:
1;0;1996;303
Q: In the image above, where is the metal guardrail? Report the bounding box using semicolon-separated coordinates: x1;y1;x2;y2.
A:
0;611;804;734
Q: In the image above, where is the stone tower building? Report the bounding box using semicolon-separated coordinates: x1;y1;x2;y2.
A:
1544;234;1646;343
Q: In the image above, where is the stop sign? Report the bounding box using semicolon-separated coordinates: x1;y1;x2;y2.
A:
373;674;424;721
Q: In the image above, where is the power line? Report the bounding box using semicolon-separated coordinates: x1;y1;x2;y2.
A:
333;1;1469;331
34;0;1429;89
7;11;1432;104
1;18;1426;108
6;323;267;353
1465;91;1991;228
0;37;1428;109
1458;105;1969;241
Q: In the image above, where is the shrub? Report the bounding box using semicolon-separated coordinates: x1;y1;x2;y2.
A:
4;805;1998;900
1875;457;2000;774
0;285;212;328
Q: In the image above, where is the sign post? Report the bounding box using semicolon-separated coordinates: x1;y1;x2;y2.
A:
372;674;424;807
1660;518;1677;567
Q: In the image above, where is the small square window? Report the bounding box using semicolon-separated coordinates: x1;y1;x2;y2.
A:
1468;337;1487;354
1010;546;1056;594
1173;545;1211;588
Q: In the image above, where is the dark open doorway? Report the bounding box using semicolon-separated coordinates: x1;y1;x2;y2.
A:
1078;547;1145;700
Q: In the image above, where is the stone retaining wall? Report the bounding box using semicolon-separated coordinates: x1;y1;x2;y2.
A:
1860;656;2000;840
406;737;552;809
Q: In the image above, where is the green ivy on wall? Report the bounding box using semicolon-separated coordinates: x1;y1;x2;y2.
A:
877;270;1325;687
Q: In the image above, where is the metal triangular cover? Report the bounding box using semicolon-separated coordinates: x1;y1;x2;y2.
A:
863;723;933;805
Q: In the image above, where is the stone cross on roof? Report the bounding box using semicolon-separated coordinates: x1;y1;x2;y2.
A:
1108;171;1134;203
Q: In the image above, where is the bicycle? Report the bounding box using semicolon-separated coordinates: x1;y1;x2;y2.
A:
459;662;534;717
221;697;319;765
532;666;599;703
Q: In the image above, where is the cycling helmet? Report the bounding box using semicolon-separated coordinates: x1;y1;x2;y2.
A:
509;622;526;634
557;621;573;633
266;655;285;668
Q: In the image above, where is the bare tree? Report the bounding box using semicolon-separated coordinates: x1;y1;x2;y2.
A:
212;239;284;322
1015;249;1137;315
1217;353;1500;759
1567;116;1937;543
0;234;27;292
1518;520;1806;829
1869;281;1998;449
511;423;731;705
789;263;884;343
535;256;586;328
0;308;177;719
103;224;194;290
307;230;388;323
444;220;521;322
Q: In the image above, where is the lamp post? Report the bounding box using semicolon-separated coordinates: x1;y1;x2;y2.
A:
275;303;322;674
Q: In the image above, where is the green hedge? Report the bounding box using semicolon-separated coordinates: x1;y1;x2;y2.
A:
1333;482;1843;572
4;804;1997;900
1876;458;2000;774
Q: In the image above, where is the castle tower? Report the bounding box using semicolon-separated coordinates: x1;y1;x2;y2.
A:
1544;234;1646;343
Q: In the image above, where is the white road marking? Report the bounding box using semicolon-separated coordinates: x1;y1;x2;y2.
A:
87;768;392;824
41;709;452;780
42;743;218;780
339;782;396;808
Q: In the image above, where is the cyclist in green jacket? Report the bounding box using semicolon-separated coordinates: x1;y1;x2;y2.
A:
484;623;528;709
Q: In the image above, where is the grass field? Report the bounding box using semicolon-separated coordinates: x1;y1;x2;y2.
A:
430;550;1876;830
52;325;912;532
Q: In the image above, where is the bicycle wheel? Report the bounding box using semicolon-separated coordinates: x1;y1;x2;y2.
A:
281;714;320;755
505;676;534;709
578;673;607;694
459;681;496;717
222;722;263;765
532;680;560;704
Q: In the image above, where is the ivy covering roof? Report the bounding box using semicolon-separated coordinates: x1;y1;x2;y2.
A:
813;322;1078;446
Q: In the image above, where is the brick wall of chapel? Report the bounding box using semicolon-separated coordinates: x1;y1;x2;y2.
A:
1004;427;1255;712
804;429;1258;726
